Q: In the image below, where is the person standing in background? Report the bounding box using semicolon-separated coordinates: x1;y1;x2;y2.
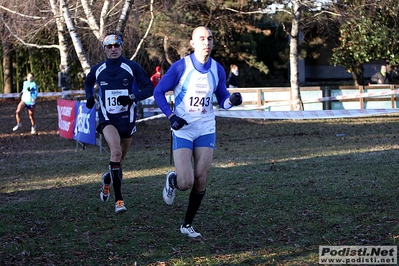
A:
371;65;392;84
226;64;239;88
150;66;162;87
13;73;38;134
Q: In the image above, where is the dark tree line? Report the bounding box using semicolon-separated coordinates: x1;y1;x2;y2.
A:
1;0;398;96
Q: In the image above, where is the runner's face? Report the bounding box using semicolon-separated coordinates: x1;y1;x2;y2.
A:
191;27;213;59
104;43;122;59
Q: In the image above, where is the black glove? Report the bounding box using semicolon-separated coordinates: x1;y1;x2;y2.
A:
117;94;135;106
86;96;95;109
27;87;31;91
169;115;188;130
229;92;242;106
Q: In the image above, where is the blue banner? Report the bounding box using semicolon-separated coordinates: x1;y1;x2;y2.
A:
73;101;96;145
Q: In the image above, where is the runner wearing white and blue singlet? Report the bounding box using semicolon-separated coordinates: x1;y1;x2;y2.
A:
154;26;243;238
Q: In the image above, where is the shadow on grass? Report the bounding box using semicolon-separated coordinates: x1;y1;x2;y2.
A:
2;99;399;264
1;149;399;265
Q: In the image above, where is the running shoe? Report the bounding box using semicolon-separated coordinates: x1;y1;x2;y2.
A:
180;224;202;238
115;200;127;214
100;172;111;202
13;124;22;131
162;171;176;205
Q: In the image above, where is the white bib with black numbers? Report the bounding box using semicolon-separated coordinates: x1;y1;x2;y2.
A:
105;89;128;114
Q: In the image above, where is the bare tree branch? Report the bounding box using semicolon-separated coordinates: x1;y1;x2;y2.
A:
313;10;341;17
224;7;275;15
130;0;153;60
0;5;45;20
163;35;174;65
99;0;111;34
80;0;101;39
1;17;59;49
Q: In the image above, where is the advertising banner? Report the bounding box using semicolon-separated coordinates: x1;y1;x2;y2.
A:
57;99;96;145
57;99;76;140
73;101;96;145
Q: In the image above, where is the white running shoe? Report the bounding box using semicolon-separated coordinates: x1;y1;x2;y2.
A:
180;224;202;238
100;172;111;202
13;124;22;131
31;125;37;134
162;171;176;205
115;200;127;214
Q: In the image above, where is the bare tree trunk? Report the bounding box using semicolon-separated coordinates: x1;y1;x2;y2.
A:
0;12;13;94
116;0;134;33
81;0;102;39
49;0;72;99
163;36;174;65
60;0;91;73
2;41;13;94
99;0;111;34
351;72;359;86
290;0;303;111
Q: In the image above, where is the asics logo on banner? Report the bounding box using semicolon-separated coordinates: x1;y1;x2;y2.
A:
100;81;108;86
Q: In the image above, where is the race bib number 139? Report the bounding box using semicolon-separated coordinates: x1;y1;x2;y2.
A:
105;89;128;114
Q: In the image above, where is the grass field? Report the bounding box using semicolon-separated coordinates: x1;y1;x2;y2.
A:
1;98;399;265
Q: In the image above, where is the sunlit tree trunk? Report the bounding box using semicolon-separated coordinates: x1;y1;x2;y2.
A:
49;0;71;98
290;0;303;111
81;0;102;39
116;0;134;33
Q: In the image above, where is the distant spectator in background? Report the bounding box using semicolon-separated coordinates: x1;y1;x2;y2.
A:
371;65;392;84
150;66;162;87
226;64;239;88
13;73;38;134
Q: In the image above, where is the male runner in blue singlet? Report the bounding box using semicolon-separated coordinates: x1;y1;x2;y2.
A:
84;30;154;214
154;26;243;237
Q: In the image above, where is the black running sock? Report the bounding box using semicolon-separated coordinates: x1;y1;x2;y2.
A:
103;172;111;184
183;189;205;227
109;161;123;201
169;173;179;189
